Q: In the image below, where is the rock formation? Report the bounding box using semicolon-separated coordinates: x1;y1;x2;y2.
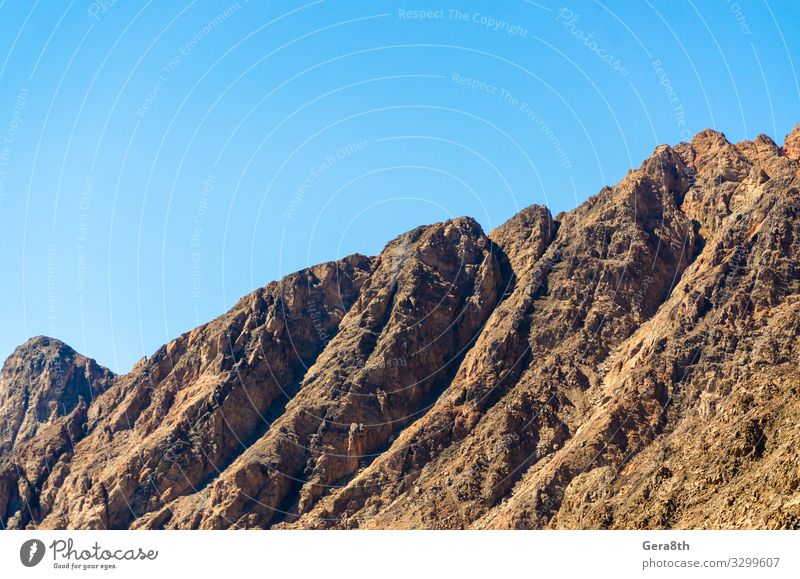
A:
2;126;799;530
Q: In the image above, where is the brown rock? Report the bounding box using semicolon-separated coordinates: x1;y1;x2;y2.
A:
2;126;799;530
784;124;800;160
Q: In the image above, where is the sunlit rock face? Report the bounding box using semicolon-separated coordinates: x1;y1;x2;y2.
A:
2;126;799;530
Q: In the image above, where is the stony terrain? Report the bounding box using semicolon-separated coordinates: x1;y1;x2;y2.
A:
1;126;799;530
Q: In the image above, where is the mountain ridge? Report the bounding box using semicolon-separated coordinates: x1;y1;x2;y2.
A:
2;125;799;529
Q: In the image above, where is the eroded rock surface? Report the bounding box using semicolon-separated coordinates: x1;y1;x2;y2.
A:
2;126;799;529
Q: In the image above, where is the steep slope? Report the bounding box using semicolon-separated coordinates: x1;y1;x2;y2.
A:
143;217;505;528
2;255;373;528
1;125;798;530
291;143;699;529
530;129;800;530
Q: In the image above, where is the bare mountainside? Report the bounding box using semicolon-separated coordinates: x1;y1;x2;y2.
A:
2;126;800;530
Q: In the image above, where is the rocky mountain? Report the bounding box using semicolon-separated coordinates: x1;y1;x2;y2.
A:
2;126;799;530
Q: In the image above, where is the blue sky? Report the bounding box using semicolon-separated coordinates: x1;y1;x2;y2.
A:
1;0;798;372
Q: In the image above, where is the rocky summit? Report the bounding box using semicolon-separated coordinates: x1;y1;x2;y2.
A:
2;126;800;530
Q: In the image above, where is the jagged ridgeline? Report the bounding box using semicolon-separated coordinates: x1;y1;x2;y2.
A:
2;126;799;529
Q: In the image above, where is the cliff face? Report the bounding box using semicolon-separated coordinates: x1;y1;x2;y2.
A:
2;126;799;530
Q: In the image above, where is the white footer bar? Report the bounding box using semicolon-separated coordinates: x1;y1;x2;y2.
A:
3;530;798;578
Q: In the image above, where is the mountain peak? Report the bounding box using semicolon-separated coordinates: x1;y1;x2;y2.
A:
691;127;730;145
11;334;67;354
0;336;115;456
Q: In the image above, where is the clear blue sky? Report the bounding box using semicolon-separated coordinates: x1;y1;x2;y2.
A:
1;0;798;372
